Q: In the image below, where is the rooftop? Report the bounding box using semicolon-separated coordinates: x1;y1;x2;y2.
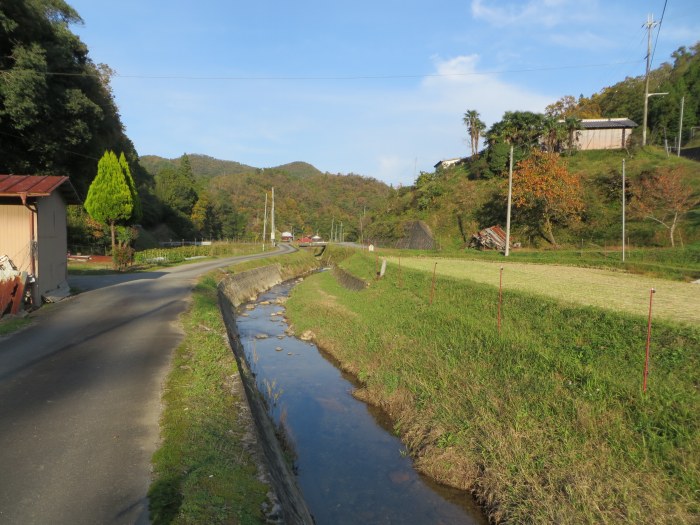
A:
0;175;81;204
579;118;637;129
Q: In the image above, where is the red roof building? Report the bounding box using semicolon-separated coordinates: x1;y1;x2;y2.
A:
0;175;81;305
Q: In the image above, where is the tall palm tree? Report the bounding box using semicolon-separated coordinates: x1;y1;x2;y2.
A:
463;109;486;157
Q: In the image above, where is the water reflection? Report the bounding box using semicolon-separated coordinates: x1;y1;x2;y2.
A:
237;280;486;525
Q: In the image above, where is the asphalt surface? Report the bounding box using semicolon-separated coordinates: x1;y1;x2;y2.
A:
0;246;292;525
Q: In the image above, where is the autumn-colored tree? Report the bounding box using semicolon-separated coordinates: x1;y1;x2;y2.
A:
630;167;698;247
545;94;601;119
512;150;584;245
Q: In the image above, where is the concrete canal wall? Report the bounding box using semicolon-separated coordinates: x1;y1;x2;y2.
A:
218;265;314;525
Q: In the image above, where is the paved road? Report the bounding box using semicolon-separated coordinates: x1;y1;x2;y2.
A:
0;246;292;525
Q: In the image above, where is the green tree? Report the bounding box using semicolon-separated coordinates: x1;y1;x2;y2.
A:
0;0;138;194
487;111;545;149
563;116;582;152
119;152;142;222
155;154;197;217
84;151;135;251
191;193;216;238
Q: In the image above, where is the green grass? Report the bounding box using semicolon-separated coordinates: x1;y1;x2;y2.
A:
0;315;31;336
134;242;261;266
67;242;263;276
148;248;322;524
284;251;700;524
148;272;269;525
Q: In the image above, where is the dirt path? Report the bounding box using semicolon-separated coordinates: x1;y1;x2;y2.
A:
390;257;700;326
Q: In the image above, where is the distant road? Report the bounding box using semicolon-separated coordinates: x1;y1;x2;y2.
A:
0;245;292;525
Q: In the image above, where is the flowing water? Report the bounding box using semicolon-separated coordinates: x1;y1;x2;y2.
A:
236;279;487;525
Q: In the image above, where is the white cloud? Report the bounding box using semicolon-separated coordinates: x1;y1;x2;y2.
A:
470;0;593;28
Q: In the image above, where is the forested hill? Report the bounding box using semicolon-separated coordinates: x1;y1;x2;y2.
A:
140;153;391;242
140;155;326;181
140;154;255;179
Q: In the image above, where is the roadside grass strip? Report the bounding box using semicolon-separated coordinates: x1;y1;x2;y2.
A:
284;251;700;524
148;273;270;525
390;256;700;326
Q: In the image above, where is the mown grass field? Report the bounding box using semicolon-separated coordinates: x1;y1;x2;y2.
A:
390;255;700;325
284;249;700;524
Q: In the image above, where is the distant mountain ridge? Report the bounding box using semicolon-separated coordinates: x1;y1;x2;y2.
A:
140;154;324;179
138;153;391;241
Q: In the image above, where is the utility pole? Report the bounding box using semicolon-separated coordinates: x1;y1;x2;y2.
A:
270;187;275;245
642;13;658;147
330;217;335;243
678;96;685;157
262;192;268;251
622;159;626;262
504;144;514;257
360;206;366;247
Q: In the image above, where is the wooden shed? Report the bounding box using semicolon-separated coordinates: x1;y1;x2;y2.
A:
0;175;81;306
574;118;637;150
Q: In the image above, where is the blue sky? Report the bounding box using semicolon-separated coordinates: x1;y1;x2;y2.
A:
67;0;700;186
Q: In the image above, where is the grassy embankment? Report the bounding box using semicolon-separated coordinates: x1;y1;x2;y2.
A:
284;248;699;524
148;248;325;525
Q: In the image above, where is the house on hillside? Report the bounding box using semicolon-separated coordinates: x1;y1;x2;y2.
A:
0;175;81;306
281;231;293;242
433;157;467;170
570;118;637;150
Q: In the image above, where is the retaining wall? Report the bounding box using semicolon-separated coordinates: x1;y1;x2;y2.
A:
218;265;314;525
333;266;368;291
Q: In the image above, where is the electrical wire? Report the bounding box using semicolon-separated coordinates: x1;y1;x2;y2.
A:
0;60;643;82
650;0;668;68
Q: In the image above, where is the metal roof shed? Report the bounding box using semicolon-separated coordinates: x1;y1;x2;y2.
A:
575;118;638;150
0;175;81;306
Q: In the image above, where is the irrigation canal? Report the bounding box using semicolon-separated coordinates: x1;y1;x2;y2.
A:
235;278;487;524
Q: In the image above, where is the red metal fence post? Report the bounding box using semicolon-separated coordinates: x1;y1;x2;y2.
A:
643;288;656;393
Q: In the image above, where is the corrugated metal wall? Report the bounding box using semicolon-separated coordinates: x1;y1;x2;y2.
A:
578;129;626;150
0;203;33;274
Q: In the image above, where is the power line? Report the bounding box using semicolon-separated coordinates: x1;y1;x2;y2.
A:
650;0;668;68
0;59;643;82
0;130;101;162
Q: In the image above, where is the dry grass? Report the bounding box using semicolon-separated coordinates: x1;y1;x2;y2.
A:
391;257;700;325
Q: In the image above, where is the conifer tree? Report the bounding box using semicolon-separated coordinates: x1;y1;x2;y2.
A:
84;151;135;251
119;152;142;222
